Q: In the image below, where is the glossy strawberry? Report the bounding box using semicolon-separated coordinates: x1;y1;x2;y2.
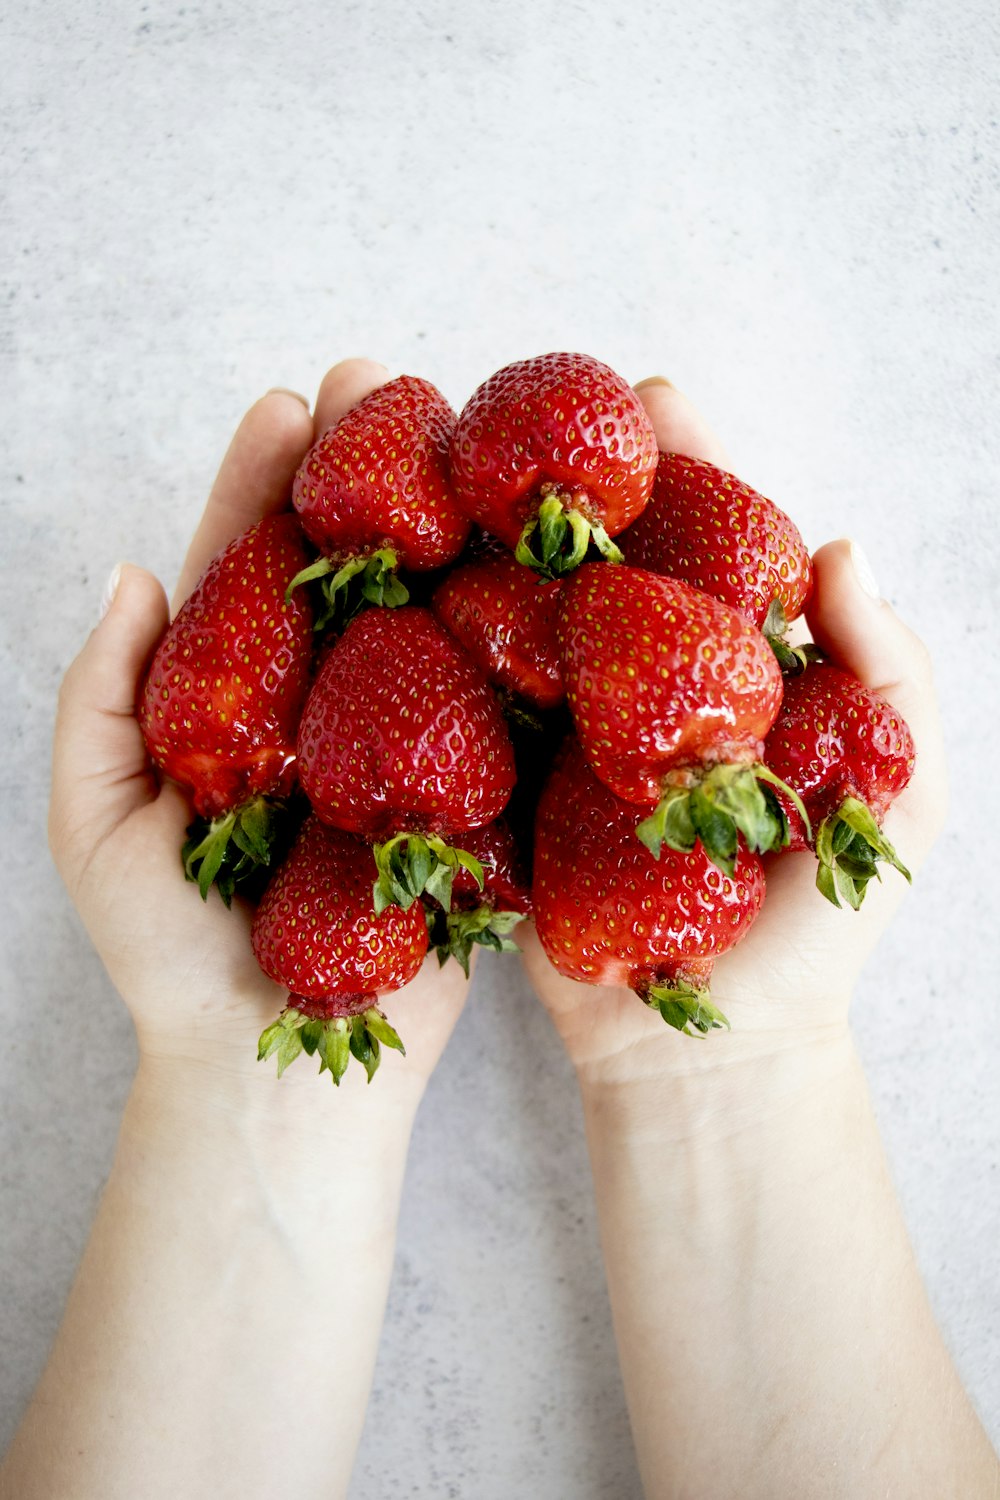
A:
618;453;813;660
431;545;564;709
558;564;805;873
534;741;765;1035
290;375;470;625
764;660;914;908
253;817;427;1084
138;514;314;901
428;816;532;975
296;606;517;910
449;352;658;576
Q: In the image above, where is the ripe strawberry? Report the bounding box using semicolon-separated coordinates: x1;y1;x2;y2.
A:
427;816;532;976
138;514;314;901
290;375;470;625
534;741;765;1034
296;606;517;910
557;564;806;873
618;452;813;663
764;660;914;908
253;817;427;1084
449;352;658;576
431;545;564;710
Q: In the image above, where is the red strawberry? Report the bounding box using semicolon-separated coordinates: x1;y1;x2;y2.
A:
428;816;532;975
138;514;314;901
431;545;564;709
296;606;517;910
534;740;765;1035
290;375;470;625
618;453;813;661
253;817;427;1084
764;660;915;908
449;353;658;576
557;564;805;873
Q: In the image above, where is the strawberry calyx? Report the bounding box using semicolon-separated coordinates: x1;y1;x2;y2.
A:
372;833;485;915
182;794;287;906
636;763;811;876
763;599;824;676
258;1001;405;1085
814;794;912;910
286;547;409;631
636;976;731;1037
514;491;623;578
426;903;526;977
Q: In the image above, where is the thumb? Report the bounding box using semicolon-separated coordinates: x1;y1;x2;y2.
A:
50;564;170;892
805;538;947;863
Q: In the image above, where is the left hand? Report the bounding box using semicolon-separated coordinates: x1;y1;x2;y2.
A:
48;360;471;1126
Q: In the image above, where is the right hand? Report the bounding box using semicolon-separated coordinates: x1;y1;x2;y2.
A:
518;378;948;1090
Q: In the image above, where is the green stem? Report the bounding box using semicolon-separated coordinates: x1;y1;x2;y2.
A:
286;548;408;629
257;1004;405;1085
815;795;911;910
514;493;623;578
371;832;485;914
636;762;809;877
638;979;730;1038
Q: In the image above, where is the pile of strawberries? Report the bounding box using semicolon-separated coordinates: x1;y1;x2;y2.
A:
138;354;915;1085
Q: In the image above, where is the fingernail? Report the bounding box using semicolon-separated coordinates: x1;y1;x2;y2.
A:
100;563;124;621
266;386;310;409
633;375;676;393
849;540;881;600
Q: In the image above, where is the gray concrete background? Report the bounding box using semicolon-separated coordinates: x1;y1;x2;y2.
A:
2;1;998;1492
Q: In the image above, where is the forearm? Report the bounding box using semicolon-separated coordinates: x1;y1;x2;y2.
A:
581;1032;998;1500
1;1061;415;1500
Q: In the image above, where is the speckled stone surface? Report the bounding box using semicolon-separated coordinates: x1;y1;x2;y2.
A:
2;1;998;1491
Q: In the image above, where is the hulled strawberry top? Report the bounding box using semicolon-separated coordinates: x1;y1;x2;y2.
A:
296;605;517;841
557;564;784;806
618;452;813;631
293;375;469;571
449;352;658;573
139;513;314;819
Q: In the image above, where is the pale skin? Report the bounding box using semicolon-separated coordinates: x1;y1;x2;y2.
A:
1;362;996;1499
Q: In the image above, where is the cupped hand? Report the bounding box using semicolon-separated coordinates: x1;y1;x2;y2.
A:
49;360;470;1118
518;378;948;1085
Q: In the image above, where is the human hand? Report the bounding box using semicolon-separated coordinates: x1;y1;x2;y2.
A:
48;359;470;1126
518;378;948;1089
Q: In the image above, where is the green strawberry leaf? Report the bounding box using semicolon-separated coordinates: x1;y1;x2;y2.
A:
640;978;730;1038
364;1009;405;1054
812;796;911;909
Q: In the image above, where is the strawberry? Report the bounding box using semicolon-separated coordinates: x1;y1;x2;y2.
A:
431;544;564;710
618;452;813;665
763;660;915;908
449;352;658;576
534;740;765;1034
253;817;427;1084
427;816;532;976
289;375;470;626
557;564;807;873
138;514;314;902
296;605;517;911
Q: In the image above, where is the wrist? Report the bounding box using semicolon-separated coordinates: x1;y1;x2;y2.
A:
575;1014;857;1144
121;1053;419;1253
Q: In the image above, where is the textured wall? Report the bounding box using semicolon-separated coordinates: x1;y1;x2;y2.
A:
2;1;998;1492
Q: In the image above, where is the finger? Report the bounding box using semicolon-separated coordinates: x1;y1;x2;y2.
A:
312;357;391;439
50;565;170;891
172;390;314;612
806;538;947;855
633;376;731;468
